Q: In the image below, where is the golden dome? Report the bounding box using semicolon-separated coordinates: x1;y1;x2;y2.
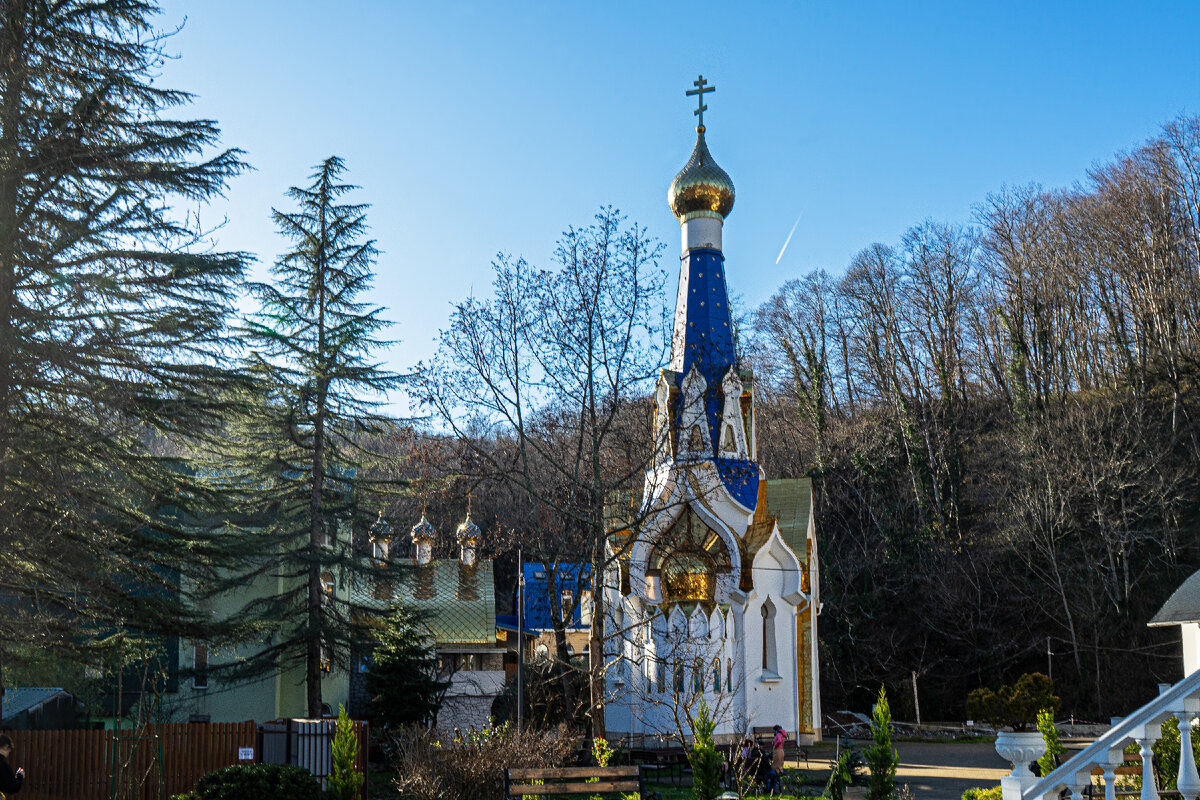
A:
668;129;735;222
456;514;481;545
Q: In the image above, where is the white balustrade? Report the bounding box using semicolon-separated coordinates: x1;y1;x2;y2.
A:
998;668;1200;800
1180;714;1200;800
1137;737;1158;800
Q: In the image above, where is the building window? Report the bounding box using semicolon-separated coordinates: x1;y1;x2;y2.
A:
580;590;593;626
320;646;331;673
727;657;734;690
693;657;704;693
713;658;722;693
321;571;335;606
193;644;208;689
561;590;573;616
657;660;667;693
673;660;684;693
761;598;777;674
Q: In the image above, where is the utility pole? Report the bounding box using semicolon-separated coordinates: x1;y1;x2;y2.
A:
517;548;525;730
912;670;921;728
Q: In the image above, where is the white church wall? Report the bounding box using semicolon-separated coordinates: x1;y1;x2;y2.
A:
1184;623;1200;676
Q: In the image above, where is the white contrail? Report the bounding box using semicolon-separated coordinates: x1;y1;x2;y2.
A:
775;211;804;264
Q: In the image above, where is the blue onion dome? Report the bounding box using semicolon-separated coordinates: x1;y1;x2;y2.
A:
456;513;481;545
668;129;735;222
410;515;436;544
370;511;394;541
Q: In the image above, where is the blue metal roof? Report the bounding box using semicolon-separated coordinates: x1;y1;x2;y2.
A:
670;247;759;512
517;562;591;632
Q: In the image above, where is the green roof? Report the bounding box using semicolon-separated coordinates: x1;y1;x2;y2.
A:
358;559;496;646
764;478;812;561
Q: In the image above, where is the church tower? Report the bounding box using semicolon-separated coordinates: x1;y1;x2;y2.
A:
605;77;821;743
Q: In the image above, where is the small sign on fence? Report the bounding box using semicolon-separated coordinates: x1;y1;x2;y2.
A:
238;747;254;761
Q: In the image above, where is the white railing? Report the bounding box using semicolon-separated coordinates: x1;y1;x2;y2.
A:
997;669;1200;800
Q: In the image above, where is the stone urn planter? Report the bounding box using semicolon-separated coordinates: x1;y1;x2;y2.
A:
995;730;1047;798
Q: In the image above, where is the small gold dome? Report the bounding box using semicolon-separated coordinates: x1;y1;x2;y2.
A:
668;129;735;222
456;514;481;545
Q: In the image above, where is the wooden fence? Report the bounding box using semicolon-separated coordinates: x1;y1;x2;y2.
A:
7;721;368;800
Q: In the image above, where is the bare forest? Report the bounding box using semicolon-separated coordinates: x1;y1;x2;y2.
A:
750;115;1200;720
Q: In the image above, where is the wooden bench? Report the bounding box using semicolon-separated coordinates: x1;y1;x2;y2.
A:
503;765;661;800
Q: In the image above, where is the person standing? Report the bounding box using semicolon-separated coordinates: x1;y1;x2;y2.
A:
767;724;786;792
0;734;25;795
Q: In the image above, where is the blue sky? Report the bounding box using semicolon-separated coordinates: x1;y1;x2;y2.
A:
158;1;1199;398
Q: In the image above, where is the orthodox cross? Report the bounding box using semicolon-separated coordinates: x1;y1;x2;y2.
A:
686;74;715;131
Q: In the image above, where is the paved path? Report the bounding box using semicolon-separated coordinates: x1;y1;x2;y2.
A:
797;741;1010;800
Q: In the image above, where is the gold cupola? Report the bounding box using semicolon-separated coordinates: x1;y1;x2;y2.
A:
668;129;735;222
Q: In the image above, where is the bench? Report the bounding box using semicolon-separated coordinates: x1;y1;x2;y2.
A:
503;765;661;800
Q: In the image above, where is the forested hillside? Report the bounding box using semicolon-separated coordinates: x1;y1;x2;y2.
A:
750;115;1200;720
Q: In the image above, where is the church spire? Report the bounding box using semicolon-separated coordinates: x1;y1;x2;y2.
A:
667;75;737;384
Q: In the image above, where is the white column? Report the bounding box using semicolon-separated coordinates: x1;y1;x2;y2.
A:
1138;737;1160;800
1178;715;1200;800
1103;764;1118;800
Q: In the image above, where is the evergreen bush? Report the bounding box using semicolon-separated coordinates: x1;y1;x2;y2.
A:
961;787;1002;800
865;685;898;800
1035;708;1063;776
193;764;321;800
966;673;1059;731
688;699;723;800
329;705;363;800
825;747;863;800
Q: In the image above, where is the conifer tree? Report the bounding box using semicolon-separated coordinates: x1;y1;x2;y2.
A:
232;156;401;717
0;1;250;663
865;685;898;800
365;606;450;728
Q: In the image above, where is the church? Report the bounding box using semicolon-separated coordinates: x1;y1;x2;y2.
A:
603;77;822;743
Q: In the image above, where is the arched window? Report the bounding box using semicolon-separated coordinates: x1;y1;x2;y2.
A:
693;657;704;693
673;660;685;693
321;571;335;606
761;598;778;674
727;657;733;690
657;659;667;693
713;658;722;693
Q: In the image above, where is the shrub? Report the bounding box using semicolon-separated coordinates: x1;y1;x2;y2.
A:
1153;715;1200;792
329;705;363;800
966;672;1060;731
388;720;578;800
1035;708;1063;776
864;685;898;800
961;786;1003;800
688;699;723;800
193;764;321;800
825;747;863;800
